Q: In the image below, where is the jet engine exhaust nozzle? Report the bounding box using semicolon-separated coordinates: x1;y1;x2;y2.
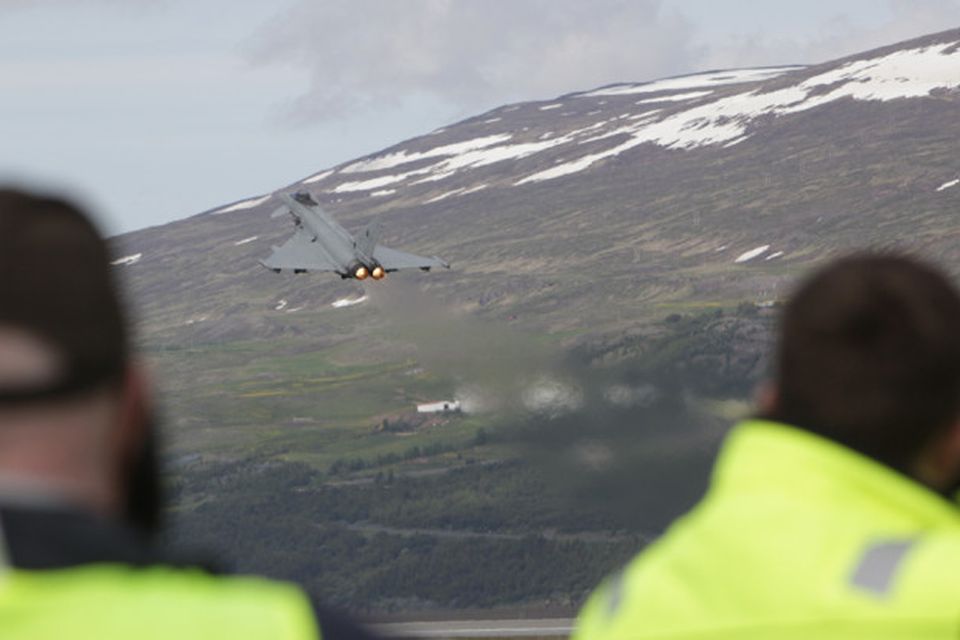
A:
355;266;369;280
371;266;386;280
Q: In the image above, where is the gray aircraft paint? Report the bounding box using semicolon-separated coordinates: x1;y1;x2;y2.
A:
261;191;449;280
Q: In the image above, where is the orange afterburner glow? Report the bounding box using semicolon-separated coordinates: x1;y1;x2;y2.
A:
371;266;386;280
355;266;369;280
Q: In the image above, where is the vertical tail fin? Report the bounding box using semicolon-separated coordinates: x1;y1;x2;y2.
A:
356;216;383;258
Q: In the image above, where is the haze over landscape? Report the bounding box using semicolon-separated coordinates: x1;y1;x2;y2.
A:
6;0;960;621
87;23;960;613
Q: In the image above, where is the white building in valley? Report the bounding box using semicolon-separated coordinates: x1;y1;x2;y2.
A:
416;400;461;414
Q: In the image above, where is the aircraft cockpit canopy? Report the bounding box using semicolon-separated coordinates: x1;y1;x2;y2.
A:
292;191;319;206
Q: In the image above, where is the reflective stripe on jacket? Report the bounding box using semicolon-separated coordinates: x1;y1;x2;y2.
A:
0;563;319;640
574;419;960;639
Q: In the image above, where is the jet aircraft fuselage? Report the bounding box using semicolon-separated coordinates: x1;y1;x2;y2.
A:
285;193;379;277
261;191;448;280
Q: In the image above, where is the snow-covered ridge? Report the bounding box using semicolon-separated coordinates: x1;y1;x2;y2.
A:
576;66;802;98
307;40;960;193
303;170;333;184
519;42;960;183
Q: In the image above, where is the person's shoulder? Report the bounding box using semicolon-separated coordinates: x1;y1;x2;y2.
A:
9;564;320;639
89;565;381;640
151;568;384;640
895;529;960;607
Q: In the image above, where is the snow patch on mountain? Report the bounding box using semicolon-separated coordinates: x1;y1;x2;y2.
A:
425;184;488;204
321;42;960;192
635;90;714;104
111;253;142;267
440;137;574;170
214;195;271;214
411;171;456;185
303;170;333;184
339;133;586;192
334;171;428;193
735;246;771;263
516;115;660;183
799;42;960;104
579;67;802;98
519;42;960;183
937;178;959;192
425;191;456;204
516;153;604;184
340;134;512;174
233;236;259;246
628;110;661;120
332;296;368;309
723;136;749;148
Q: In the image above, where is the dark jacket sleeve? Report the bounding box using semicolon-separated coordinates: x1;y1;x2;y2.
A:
312;603;398;640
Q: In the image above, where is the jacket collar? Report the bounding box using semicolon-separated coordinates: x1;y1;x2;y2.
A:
713;420;960;529
0;505;216;572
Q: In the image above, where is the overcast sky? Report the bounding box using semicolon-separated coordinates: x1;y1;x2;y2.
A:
2;0;960;234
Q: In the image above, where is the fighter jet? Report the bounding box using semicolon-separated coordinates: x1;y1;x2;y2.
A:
260;191;449;280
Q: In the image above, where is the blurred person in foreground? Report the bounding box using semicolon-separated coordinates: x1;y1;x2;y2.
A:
575;253;960;639
0;189;378;639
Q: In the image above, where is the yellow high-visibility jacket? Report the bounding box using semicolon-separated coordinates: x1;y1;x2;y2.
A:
575;419;960;639
0;564;319;640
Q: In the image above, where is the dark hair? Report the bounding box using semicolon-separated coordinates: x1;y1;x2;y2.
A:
767;253;960;472
0;189;128;401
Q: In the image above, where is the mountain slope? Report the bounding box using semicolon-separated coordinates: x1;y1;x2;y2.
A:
113;27;960;458
114;27;960;613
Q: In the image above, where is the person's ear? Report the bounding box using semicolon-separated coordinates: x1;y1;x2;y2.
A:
921;419;960;494
754;380;778;416
110;362;151;478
